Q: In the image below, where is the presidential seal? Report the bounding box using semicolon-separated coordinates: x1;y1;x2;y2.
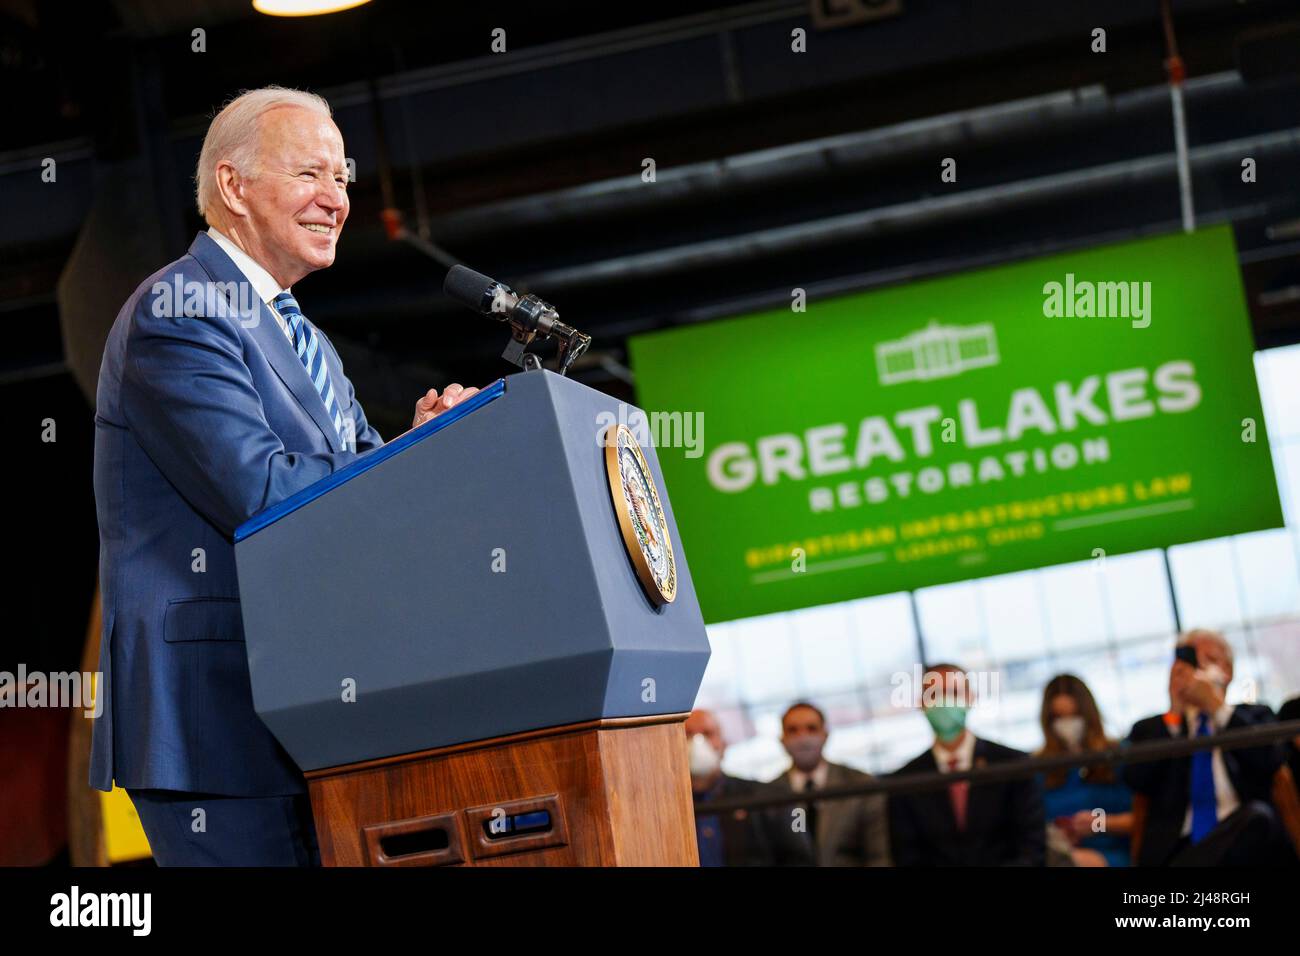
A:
604;423;677;605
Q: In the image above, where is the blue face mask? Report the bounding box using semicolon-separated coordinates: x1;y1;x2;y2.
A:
925;705;968;743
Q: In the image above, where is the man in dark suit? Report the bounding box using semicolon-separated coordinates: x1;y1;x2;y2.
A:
91;87;478;865
1124;630;1286;866
767;701;890;866
1279;696;1300;804
889;663;1045;866
686;709;814;867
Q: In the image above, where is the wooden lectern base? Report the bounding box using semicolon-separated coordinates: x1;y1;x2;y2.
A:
306;713;699;866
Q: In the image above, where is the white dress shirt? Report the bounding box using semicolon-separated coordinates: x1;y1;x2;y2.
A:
1178;704;1241;836
932;729;976;773
206;227;294;342
789;760;830;793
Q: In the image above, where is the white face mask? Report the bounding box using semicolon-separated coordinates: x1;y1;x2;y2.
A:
784;735;825;772
1052;715;1087;749
688;733;722;779
1197;663;1229;690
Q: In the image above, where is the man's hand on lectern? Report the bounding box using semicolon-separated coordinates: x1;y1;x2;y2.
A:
412;383;480;429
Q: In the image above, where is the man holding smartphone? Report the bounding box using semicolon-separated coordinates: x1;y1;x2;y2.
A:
1124;629;1288;866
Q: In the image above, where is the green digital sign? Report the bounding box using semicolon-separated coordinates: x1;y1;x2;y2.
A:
630;227;1283;623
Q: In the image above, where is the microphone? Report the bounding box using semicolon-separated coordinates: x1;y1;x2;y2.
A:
443;264;519;318
442;265;591;376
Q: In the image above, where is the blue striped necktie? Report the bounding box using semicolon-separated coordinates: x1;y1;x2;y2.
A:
272;292;347;449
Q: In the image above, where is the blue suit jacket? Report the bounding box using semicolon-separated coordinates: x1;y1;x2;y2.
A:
90;232;385;795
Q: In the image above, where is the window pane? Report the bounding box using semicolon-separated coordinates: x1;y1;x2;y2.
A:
698;622;740;707
1257;345;1300;441
1168;538;1244;628
1100;550;1176;640
915;581;985;665
791;603;861;696
1277;442;1300;528
1233;529;1300;620
979;571;1048;661
1039;560;1108;651
729;612;800;705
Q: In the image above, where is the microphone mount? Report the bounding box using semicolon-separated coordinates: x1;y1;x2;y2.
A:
475;277;591;376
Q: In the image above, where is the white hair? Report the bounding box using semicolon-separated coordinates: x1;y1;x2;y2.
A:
1178;628;1235;666
194;86;332;222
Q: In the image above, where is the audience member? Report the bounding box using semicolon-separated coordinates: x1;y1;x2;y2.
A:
1036;674;1133;866
766;701;890;866
1124;630;1286;866
1278;695;1300;799
686;709;814;867
889;663;1045;866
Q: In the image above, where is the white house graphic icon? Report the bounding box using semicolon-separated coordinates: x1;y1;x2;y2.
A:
875;320;1000;385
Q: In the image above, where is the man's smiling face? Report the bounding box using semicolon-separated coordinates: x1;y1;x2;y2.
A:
238;105;349;287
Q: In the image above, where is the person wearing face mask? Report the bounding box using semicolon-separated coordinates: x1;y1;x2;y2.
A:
765;702;891;866
1035;674;1133;866
888;663;1045;866
1124;630;1288;866
685;709;815;867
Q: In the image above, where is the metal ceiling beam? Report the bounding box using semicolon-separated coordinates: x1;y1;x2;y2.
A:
504;126;1300;293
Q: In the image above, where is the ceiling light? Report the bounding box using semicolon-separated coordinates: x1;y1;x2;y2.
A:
252;0;372;17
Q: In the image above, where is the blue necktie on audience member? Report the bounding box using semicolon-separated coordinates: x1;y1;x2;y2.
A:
1189;712;1217;844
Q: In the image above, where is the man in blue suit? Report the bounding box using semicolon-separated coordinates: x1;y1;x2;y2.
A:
91;86;477;865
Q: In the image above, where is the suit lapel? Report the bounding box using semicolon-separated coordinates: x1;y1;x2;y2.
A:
1173;713;1194;798
313;325;354;448
718;777;752;864
818;763;846;844
779;769;819;847
187;233;343;453
920;750;961;836
249;297;344;453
